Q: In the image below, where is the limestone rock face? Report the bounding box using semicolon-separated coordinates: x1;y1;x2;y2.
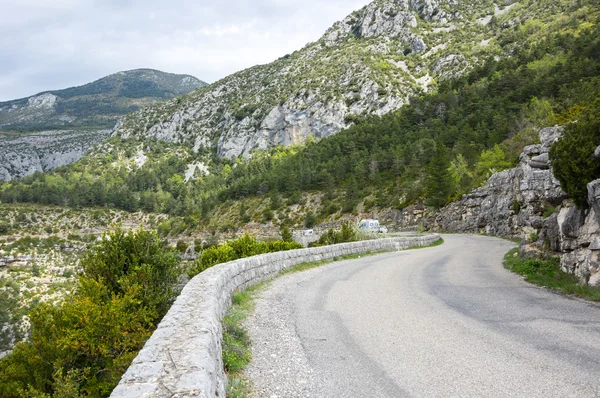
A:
0;130;111;181
430;126;567;236
589;180;600;225
114;0;510;159
429;126;600;285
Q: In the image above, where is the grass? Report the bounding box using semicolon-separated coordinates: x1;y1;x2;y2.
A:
504;248;600;301
406;237;444;250
221;237;444;396
279;250;389;276
222;285;264;398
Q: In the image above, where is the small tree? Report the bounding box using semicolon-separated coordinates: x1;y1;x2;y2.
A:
425;144;454;209
475;144;512;182
281;225;293;242
550;99;600;207
305;212;316;228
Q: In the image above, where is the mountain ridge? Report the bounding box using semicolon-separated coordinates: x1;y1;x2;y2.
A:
114;0;535;158
0;68;207;132
0;69;207;181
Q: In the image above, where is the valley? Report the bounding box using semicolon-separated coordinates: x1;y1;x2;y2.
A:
0;0;599;396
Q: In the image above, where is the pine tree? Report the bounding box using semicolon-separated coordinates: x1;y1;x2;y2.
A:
425;143;454;209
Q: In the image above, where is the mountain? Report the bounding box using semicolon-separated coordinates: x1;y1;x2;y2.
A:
3;0;597;226
0;69;207;132
0;69;207;181
115;0;564;158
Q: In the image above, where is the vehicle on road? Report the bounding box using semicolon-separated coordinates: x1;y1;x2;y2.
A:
359;219;387;233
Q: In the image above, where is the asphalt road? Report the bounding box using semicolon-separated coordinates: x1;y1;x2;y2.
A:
244;235;600;397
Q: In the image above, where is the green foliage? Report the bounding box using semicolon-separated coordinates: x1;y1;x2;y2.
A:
504;248;600;301
0;223;9;235
550;99;600;207
221;287;258;398
449;154;473;197
304;212;316;228
475;145;512;182
176;240;189;253
313;222;357;246
222;325;251;373
0;228;181;397
513;200;521;215
529;232;539;243
81;229;181;317
425;144;454;209
543;205;556;218
188;234;302;278
280;225;293;242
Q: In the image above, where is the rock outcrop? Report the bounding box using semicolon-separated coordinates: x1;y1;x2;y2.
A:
114;0;528;159
428;126;600;285
0;130;111;181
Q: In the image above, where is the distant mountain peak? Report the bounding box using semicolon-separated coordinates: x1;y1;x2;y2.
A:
0;69;208;180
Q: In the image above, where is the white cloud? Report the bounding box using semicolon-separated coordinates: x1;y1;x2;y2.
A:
0;0;370;101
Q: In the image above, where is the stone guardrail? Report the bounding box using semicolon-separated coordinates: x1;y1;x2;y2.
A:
111;234;441;398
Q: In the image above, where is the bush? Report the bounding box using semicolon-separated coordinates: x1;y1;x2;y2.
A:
304;212;316;228
0;228;181;397
512;200;521;215
0;223;10;235
313;222;357;246
281;226;293;242
176;240;189;253
550;99;600;207
188;233;302;278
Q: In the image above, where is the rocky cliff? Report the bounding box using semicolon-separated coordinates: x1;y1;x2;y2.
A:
0;130;111;181
115;0;548;158
428;126;600;285
0;69;206;181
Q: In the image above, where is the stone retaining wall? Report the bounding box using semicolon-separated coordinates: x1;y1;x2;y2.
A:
111;234;440;398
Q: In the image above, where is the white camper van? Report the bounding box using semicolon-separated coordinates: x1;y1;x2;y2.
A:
359;219;380;232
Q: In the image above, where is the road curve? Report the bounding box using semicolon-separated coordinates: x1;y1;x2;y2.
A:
244;235;600;397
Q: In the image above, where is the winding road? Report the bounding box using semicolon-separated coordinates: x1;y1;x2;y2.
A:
244;235;600;397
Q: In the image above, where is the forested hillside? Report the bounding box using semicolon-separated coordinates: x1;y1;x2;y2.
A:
1;1;599;397
1;12;598;231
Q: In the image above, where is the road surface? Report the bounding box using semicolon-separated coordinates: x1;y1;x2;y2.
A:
244;235;600;397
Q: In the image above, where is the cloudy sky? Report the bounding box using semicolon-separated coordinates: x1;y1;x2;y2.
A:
0;0;371;101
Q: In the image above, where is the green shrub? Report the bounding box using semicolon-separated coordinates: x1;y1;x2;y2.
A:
504;248;600;301
0;228;181;397
550;99;600;207
313;222;358;246
281;226;293;242
222;320;251;373
0;223;10;235
188;233;302;278
529;232;539;243
513;200;521;215
543;205;556;218
304;212;316;228
176;240;189;253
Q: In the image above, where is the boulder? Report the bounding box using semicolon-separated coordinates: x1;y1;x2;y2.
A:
588;179;600;225
539;125;563;150
558;206;583;239
529;153;549;169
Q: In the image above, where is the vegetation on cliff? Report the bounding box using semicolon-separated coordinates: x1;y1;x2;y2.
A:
2;19;599;226
0;228;181;397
